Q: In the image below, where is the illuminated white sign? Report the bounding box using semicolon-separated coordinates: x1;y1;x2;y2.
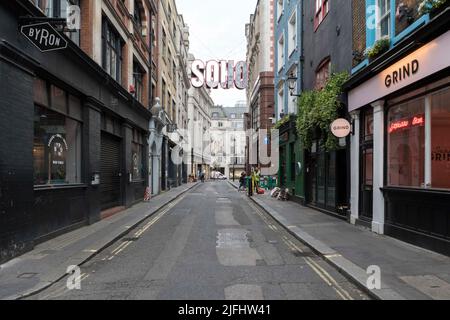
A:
190;60;248;90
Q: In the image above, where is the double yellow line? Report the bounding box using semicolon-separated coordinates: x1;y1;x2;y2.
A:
103;194;186;261
247;198;353;300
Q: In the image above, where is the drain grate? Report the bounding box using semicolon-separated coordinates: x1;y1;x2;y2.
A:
122;237;140;242
17;273;38;279
292;251;316;258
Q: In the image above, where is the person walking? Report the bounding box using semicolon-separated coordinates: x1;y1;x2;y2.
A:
238;172;246;191
200;171;205;183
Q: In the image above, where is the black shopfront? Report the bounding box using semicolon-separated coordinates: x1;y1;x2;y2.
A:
347;12;450;256
0;2;150;263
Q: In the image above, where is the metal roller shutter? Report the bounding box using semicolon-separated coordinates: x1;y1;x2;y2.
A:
100;133;122;210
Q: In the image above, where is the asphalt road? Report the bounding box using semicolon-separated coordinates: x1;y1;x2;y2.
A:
28;181;369;300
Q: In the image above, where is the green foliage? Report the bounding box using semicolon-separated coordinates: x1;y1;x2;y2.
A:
296;72;350;150
273;115;290;130
418;0;449;15
366;36;390;60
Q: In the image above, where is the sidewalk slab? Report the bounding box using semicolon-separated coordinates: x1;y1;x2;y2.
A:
228;181;450;300
0;183;199;300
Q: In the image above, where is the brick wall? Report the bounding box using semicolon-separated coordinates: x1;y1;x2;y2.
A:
352;0;366;67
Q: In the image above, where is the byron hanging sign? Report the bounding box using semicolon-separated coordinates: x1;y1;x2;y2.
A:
191;60;248;90
21;22;68;52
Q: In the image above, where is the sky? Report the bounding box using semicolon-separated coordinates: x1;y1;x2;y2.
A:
176;0;258;108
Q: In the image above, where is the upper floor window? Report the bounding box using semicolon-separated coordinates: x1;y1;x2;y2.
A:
230;114;236;119
314;0;329;30
33;0;80;45
288;11;297;56
133;1;143;31
315;58;330;90
133;60;145;103
102;17;123;83
277;0;284;22
277;34;285;72
377;0;391;39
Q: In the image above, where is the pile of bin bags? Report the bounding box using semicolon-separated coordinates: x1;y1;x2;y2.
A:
270;187;290;201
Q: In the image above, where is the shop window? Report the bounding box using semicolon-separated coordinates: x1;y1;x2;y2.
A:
33;105;82;185
51;85;67;114
132;129;144;181
387;97;425;187
431;88;450;189
314;0;329;31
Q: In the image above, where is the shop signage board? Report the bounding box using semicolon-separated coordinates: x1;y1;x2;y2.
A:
21;22;68;52
348;30;450;111
331;118;351;138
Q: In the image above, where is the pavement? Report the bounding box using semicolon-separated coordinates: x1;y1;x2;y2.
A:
24;181;369;300
0;182;199;300
228;181;450;300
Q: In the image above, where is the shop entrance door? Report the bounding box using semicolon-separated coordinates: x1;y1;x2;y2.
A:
359;109;374;222
100;132;122;210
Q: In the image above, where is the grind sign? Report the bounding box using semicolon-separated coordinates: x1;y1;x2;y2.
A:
331;118;351;138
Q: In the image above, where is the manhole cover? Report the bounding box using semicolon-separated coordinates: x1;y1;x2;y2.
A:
17;273;38;279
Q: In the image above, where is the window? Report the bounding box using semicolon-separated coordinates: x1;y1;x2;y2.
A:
162;79;167;109
133;1;143;32
388;97;425;187
230;114;236;119
278;86;284;117
33;79;82;186
314;0;329;30
277;0;284;22
430;88;450;189
133;60;145;103
315;58;330;90
132;129;144;181
288;11;297;56
162;29;167;62
34;0;80;45
377;0;391;38
102;17;123;83
277;34;285;72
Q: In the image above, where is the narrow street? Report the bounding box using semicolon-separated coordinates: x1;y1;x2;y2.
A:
28;181;368;300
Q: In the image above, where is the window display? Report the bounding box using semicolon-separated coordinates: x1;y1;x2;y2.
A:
431;88;450;189
387;97;425;187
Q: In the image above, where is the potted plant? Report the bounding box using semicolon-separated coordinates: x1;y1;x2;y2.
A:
418;0;449;16
365;36;391;61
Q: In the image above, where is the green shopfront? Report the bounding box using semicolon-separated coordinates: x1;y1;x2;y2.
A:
278;116;305;203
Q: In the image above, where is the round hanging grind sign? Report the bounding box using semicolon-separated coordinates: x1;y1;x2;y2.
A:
331;118;351;138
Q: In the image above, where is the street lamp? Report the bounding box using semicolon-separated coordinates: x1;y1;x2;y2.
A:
287;73;301;97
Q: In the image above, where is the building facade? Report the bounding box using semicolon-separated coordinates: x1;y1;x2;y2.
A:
245;0;276;176
301;0;353;216
210;104;247;179
0;0;156;263
274;0;303;202
187;55;213;180
346;1;450;255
